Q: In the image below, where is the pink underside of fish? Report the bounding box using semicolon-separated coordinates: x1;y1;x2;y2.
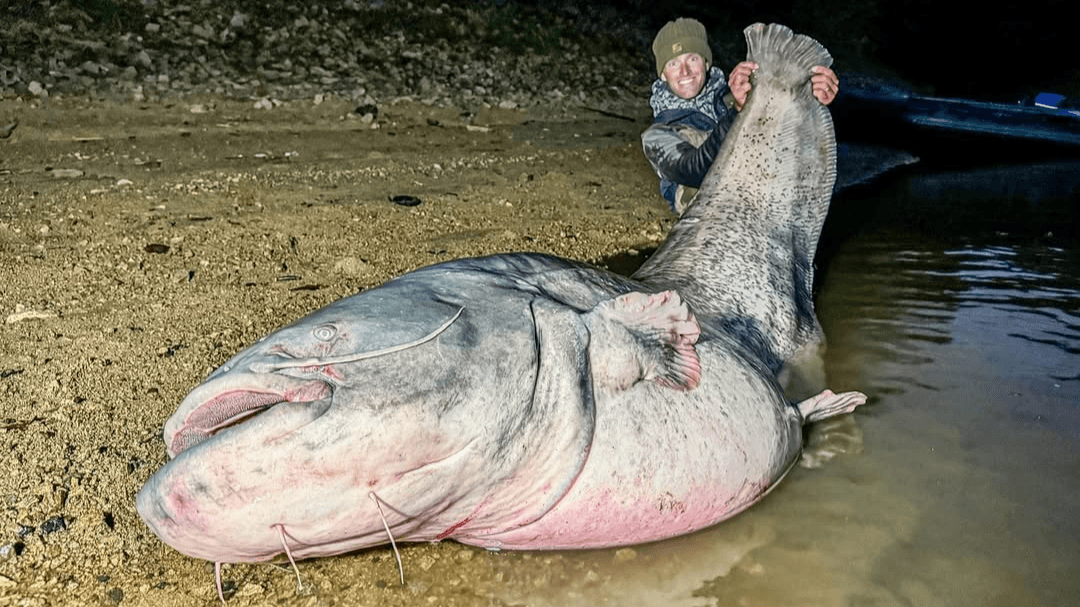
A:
454;351;801;549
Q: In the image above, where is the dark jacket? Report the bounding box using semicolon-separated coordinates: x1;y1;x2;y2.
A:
643;66;739;205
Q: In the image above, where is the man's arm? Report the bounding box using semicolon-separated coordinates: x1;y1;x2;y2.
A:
641;111;738;189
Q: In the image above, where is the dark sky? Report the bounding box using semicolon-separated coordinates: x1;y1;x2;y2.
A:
865;0;1074;100
602;0;1076;101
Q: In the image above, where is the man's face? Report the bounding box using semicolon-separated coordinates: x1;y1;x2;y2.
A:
662;52;707;100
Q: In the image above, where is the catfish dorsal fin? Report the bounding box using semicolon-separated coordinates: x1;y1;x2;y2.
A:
584;290;701;392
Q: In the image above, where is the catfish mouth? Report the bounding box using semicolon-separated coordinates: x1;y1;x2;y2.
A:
165;374;332;458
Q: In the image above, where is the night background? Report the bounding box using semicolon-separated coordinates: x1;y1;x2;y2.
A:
597;0;1079;102
2;0;1077;103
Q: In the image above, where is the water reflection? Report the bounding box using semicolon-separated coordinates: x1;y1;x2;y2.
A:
810;231;1080;607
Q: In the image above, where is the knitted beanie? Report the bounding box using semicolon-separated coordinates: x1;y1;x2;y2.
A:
652;18;712;76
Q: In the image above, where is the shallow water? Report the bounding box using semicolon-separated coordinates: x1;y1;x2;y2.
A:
481;162;1080;607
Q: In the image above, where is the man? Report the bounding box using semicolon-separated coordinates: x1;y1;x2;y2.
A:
642;18;839;212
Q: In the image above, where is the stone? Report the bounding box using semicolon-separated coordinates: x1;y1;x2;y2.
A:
0;0;649;120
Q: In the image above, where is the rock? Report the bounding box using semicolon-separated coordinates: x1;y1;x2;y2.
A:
0;0;651;114
332;257;371;277
191;24;215;40
6;309;57;324
40;516;68;535
80;60;104;75
389;195;422;207
134;50;152;68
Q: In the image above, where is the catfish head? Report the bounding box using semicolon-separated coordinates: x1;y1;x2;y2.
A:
135;276;598;564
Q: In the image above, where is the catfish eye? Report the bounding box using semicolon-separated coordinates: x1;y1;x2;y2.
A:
313;325;337;341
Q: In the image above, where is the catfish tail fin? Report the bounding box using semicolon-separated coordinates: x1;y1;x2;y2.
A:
743;22;837;279
745;22;833;91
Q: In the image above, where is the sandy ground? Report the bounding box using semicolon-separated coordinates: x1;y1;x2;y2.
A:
0;94;686;606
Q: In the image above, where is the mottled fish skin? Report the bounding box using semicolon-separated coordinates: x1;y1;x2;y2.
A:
634;23;836;373
138;254;605;562
136;24;863;565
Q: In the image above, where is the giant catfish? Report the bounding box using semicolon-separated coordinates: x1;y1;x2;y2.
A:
137;22;865;588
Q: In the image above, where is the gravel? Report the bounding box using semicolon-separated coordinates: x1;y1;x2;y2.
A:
1;0;658;113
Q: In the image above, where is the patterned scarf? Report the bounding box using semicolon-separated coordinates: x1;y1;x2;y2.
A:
649;66;728;124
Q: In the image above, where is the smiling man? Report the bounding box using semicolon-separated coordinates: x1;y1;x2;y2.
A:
642;18;839;212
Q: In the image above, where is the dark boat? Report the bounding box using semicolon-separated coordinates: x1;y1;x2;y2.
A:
831;76;1080;168
825;78;1080;245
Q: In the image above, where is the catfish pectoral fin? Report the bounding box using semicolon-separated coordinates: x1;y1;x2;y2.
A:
584;289;702;392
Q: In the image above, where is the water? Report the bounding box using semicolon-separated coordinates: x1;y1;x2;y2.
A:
482;161;1080;606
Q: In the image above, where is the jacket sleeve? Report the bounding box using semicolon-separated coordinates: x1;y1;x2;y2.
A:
641;107;737;189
